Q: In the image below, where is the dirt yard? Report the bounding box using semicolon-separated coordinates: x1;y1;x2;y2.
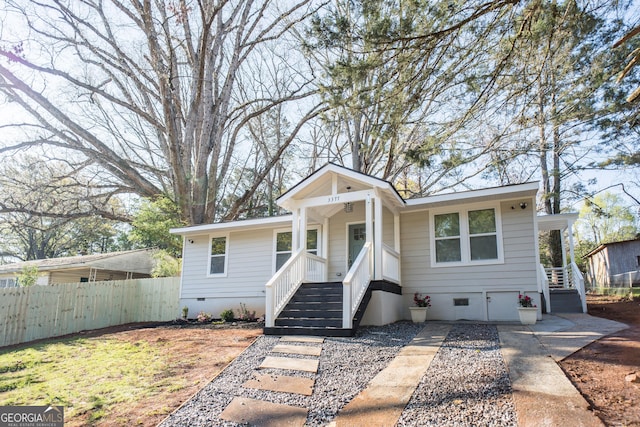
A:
35;323;262;427
560;294;640;426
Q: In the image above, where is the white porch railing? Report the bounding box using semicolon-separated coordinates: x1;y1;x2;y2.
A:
542;263;587;313
570;262;587;313
342;242;372;329
381;244;400;283
544;267;569;288
265;250;327;327
538;264;551;313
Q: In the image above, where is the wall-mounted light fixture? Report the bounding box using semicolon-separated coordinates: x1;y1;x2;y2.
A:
520;202;528;210
188;239;194;244
344;186;353;213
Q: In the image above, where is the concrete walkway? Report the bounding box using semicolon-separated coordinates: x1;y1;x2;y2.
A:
498;313;628;427
331;313;627;427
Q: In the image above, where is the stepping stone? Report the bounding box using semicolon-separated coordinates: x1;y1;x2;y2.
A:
244;373;315;395
272;344;322;356
220;396;307;427
280;336;324;343
260;356;319;373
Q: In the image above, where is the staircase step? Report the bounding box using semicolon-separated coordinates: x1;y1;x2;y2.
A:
275;318;342;328
264;326;354;337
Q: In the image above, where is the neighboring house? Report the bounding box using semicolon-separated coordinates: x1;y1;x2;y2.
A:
585;238;640;288
0;249;155;287
171;164;583;336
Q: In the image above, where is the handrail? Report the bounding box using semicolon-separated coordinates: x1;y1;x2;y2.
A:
544;267;569;288
539;264;551;313
265;250;326;327
570;262;587;313
342;242;372;329
381;244;400;283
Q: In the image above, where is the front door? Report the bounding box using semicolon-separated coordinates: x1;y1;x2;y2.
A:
348;223;367;268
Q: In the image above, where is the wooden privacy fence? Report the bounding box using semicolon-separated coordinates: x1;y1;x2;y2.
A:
0;277;181;347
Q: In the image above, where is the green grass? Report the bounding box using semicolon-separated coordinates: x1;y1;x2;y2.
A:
0;336;184;424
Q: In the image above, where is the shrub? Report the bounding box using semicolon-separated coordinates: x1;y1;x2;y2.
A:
237;303;257;321
196;311;212;323
220;309;235;322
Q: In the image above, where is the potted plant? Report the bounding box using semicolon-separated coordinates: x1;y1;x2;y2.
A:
517;294;538;325
410;293;431;323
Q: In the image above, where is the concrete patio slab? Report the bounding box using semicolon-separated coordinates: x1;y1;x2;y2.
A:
499;323;604;427
259;356;319;373
243;373;315;395
530;313;628;361
219;396;307;427
280;336;325;343
334;323;451;427
272;344;322;356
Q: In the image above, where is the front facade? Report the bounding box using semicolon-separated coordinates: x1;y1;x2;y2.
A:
585;239;640;288
173;164;548;329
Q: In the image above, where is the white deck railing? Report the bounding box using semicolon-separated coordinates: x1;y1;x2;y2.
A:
342;242;372;329
570;262;587;313
538;264;551;313
381;244;400;283
265;250;327;327
544;267;569;288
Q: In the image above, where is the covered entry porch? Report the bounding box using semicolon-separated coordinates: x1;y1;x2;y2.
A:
264;165;405;335
537;213;587;313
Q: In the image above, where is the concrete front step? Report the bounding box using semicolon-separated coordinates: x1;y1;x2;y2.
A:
259;356;319;373
243;373;315;396
220;397;307;427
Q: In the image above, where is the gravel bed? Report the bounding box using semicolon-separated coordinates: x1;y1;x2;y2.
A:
160;322;516;427
397;324;517;427
160;322;423;427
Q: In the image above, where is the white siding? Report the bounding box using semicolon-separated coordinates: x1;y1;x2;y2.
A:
181;228;274;299
400;198;538;320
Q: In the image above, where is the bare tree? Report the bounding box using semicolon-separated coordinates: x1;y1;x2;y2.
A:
0;0;325;225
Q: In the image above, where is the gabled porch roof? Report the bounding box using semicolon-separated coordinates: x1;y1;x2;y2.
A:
277;163;405;217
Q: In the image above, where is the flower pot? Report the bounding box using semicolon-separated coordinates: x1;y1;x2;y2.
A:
409;307;428;323
518;307;537;325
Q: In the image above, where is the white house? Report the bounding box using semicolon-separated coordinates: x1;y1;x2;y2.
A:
171;164;585;336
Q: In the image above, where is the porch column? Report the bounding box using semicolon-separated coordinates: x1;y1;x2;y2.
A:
560;229;568;268
292;208;299;251
365;193;373;274
374;197;383;280
567;220;576;265
299;207;308;251
323;217;329;281
394;212;401;283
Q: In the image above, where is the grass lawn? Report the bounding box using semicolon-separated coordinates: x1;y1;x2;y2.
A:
0;325;261;426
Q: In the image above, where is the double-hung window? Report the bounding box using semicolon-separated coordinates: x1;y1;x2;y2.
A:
274;229;318;272
209;236;228;276
431;206;502;266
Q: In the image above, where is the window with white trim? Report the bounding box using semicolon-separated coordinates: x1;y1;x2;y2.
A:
209;236;227;275
431;206;502;266
274;229;318;271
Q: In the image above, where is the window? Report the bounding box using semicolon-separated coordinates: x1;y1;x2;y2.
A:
431;206;502;266
468;209;498;260
209;236;227;275
434;212;462;262
275;229;318;271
